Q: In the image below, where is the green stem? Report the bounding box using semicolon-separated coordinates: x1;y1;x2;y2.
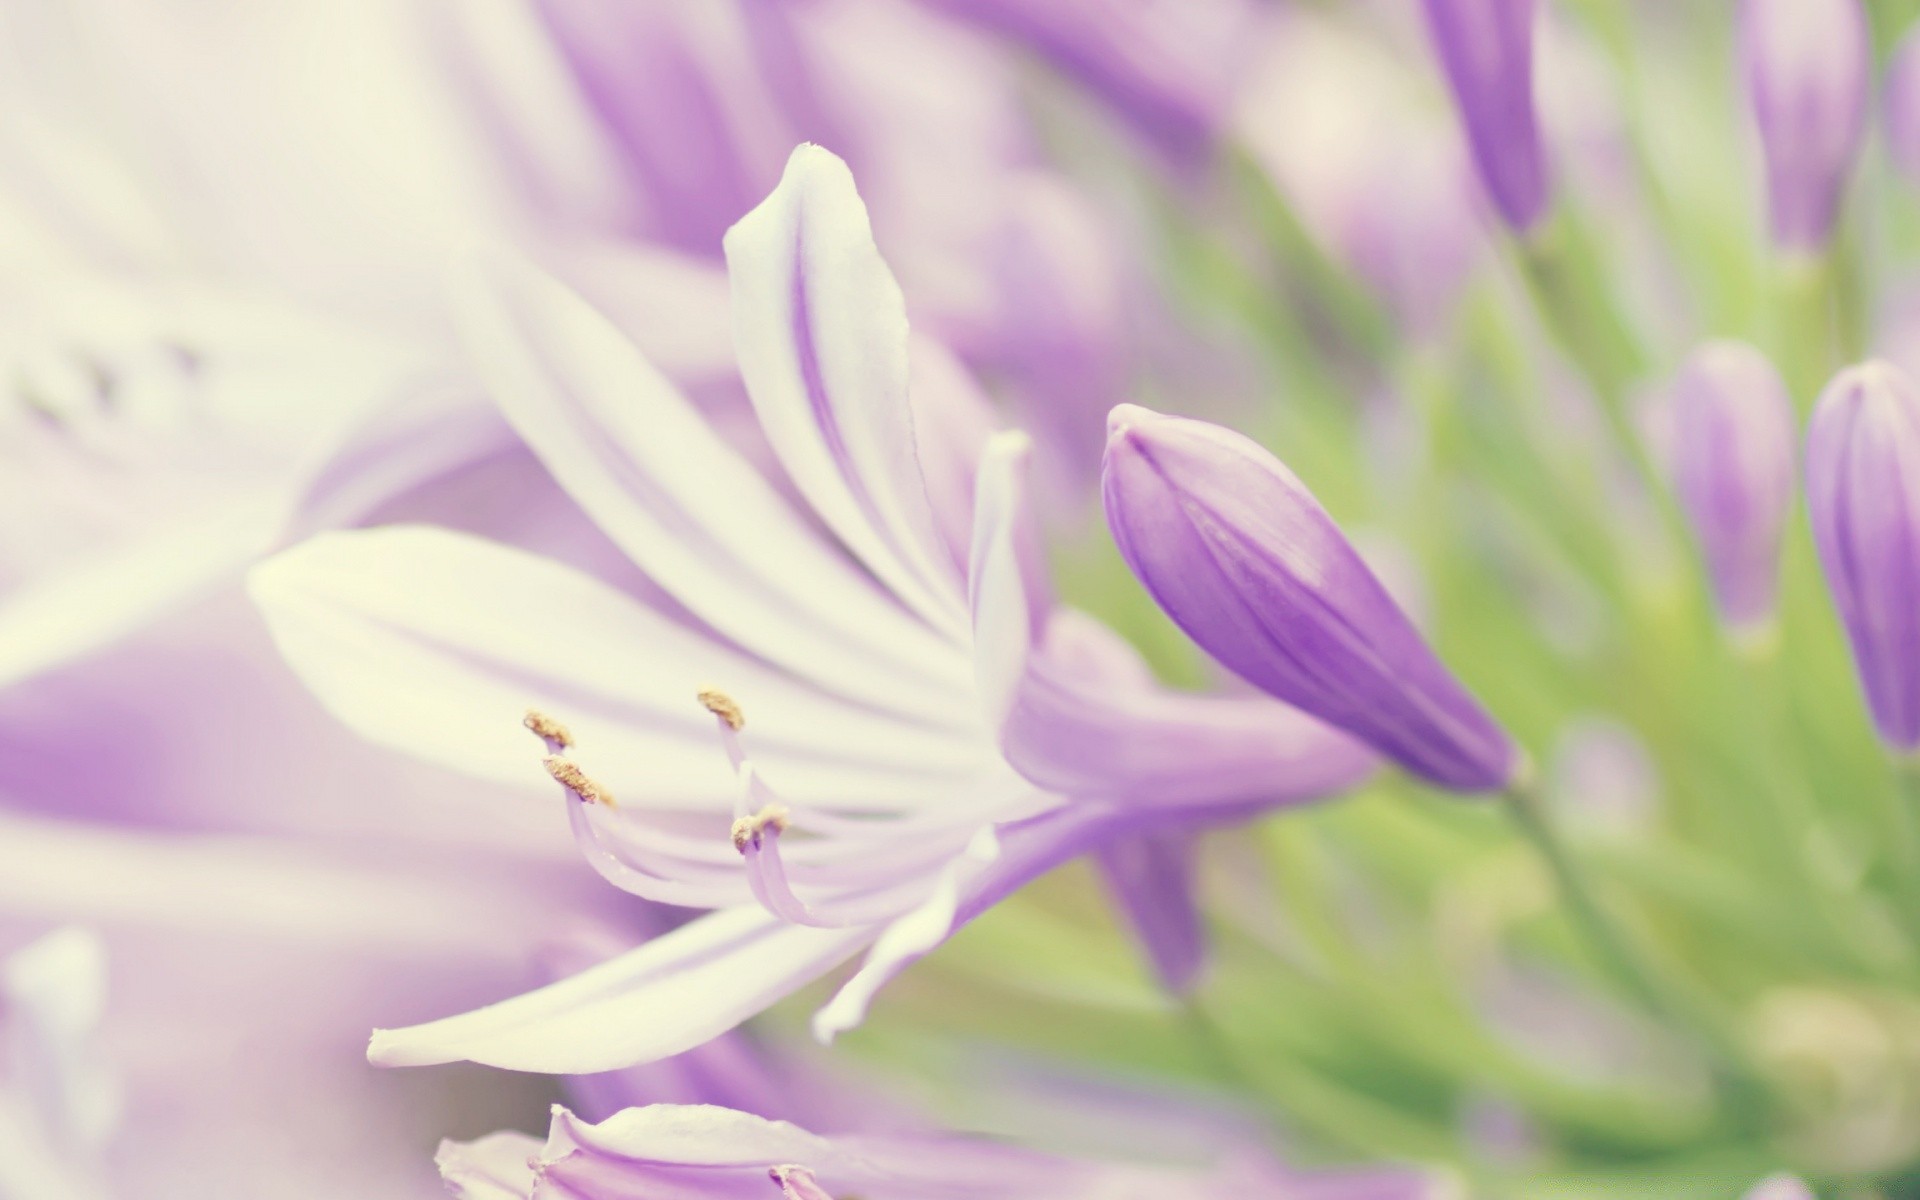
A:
1502;780;1768;1121
1887;761;1920;943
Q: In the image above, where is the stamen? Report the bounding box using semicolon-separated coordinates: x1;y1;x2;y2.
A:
731;803;790;853
543;755;617;809
523;708;574;750
769;1164;834;1200
697;688;745;731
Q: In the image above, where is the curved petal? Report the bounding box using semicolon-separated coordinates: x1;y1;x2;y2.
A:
968;431;1043;730
1095;832;1205;995
724;144;965;634
249;526;991;812
368;905;875;1073
453;255;973;724
437;1130;541;1200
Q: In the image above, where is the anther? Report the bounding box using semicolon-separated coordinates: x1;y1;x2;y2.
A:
698;688;745;731
730;803;790;853
523;709;574;750
543;756;617;809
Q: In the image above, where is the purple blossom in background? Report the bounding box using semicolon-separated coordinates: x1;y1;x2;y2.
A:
1807;360;1920;751
916;0;1262;166
1236;11;1484;336
1103;404;1518;793
250;145;1372;1075
1885;24;1920;184
1666;341;1798;638
436;1102;1442;1200
1420;0;1551;234
1740;0;1870;254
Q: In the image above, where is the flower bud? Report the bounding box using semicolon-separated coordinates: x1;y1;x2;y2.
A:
1807;361;1920;751
1740;0;1870;253
1101;405;1518;793
1667;341;1798;637
1420;0;1551;233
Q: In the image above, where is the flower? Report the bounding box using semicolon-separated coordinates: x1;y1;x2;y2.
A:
1740;0;1870;254
1806;360;1920;751
249;144;1373;1074
1665;341;1798;638
1102;404;1518;793
1419;0;1551;234
436;1102;1442;1200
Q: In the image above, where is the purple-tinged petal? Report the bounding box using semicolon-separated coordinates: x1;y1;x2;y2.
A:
1807;361;1920;750
453;255;973;724
998;609;1377;807
907;334;1000;575
1887;26;1920;185
1741;0;1870;253
1744;1174;1815;1200
1420;0;1551;233
918;0;1261;167
368;904;875;1073
249;526;987;812
1102;405;1518;793
1095;831;1206;995
437;1130;540;1200
1667;341;1798;637
724;143;966;633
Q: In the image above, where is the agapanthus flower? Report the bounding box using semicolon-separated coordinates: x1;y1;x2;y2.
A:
436;1102;1441;1200
1664;340;1798;639
1102;404;1517;793
1740;0;1870;254
1806;360;1920;751
250;144;1372;1074
1420;0;1550;234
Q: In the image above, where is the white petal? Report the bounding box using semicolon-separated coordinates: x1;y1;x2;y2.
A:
370;905;874;1072
453;255;973;724
249;526;991;812
967;432;1039;730
724;144;966;633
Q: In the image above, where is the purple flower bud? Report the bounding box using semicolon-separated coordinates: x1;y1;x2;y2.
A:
1740;0;1870;253
1886;25;1920;184
1102;405;1519;793
1667;341;1798;636
1420;0;1551;233
1807;361;1920;751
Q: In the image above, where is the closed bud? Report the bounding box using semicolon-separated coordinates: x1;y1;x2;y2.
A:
1807;361;1920;751
1420;0;1551;233
1667;341;1798;639
1101;405;1518;793
1740;0;1870;253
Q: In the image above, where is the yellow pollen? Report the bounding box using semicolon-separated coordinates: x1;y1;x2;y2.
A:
523;709;574;748
543;755;617;809
697;688;745;731
730;803;790;853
